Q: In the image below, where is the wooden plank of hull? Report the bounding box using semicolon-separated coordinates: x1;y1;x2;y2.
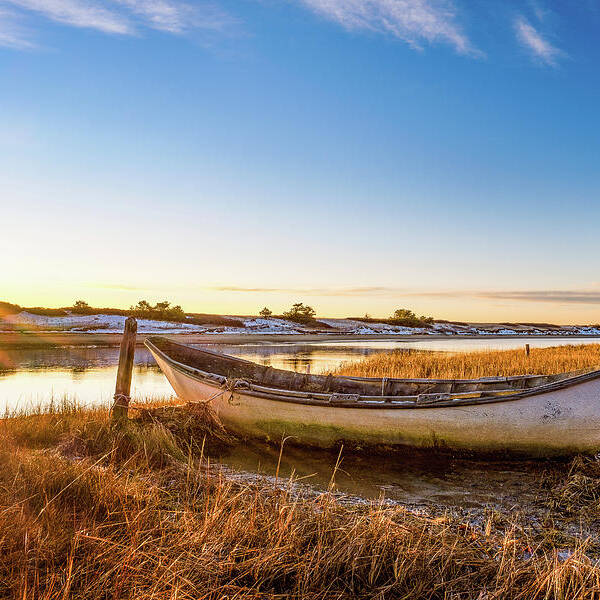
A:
146;335;576;396
149;347;600;457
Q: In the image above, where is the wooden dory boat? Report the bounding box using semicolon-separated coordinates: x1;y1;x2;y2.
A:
146;336;600;457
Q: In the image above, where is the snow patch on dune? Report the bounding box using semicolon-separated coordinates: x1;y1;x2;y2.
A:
1;312;599;337
1;312;206;334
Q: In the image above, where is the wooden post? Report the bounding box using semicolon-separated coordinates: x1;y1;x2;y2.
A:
525;343;530;357
111;317;137;423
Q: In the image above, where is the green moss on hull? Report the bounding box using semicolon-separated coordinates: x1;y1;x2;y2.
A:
255;419;353;445
253;419;456;451
249;418;591;459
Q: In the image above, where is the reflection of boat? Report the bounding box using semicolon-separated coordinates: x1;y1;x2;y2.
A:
146;336;600;457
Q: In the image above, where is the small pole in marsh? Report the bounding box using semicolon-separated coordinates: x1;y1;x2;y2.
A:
111;317;137;423
525;343;530;357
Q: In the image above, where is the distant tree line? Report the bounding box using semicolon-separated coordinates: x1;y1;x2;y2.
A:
257;304;434;328
71;299;188;322
70;300;242;326
6;298;600;330
261;303;434;328
1;298;461;331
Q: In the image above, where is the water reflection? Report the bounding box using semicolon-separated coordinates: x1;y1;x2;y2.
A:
1;337;599;410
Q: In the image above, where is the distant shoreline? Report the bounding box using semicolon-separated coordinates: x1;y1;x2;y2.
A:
2;331;600;349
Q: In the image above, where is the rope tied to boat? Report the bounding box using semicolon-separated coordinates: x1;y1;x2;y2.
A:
220;377;250;405
184;377;250;407
194;388;228;405
225;378;251;391
112;393;130;407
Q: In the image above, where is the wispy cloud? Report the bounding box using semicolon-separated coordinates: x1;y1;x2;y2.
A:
90;282;600;308
476;290;600;304
210;285;600;305
526;0;549;23
409;289;600;305
299;0;474;55
210;285;410;296
5;0;131;34
514;16;561;66
0;0;233;47
94;283;412;296
0;6;36;47
114;0;231;34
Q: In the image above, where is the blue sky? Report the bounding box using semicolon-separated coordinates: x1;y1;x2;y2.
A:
1;0;600;322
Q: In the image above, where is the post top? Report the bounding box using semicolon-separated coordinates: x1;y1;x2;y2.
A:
124;316;138;331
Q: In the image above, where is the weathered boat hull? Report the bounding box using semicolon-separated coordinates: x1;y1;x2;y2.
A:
147;338;600;457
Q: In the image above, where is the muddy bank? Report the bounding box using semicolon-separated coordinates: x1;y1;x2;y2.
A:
213;440;600;555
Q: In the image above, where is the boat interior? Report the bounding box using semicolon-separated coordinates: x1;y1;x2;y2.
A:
147;336;598;403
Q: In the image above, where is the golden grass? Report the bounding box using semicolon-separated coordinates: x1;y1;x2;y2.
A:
332;344;600;379
1;402;600;598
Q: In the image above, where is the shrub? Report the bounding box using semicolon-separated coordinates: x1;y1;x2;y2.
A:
259;307;273;318
283;303;316;324
130;300;186;322
70;300;94;315
352;308;434;328
388;308;434;327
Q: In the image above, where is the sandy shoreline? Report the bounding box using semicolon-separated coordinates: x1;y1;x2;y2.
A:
1;331;600;348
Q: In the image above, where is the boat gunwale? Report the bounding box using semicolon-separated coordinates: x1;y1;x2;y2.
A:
146;338;600;410
150;337;578;385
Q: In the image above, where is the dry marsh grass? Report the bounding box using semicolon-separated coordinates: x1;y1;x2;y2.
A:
2;402;600;598
333;344;600;380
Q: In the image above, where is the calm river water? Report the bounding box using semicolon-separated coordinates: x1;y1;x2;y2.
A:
2;336;597;514
2;336;598;410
